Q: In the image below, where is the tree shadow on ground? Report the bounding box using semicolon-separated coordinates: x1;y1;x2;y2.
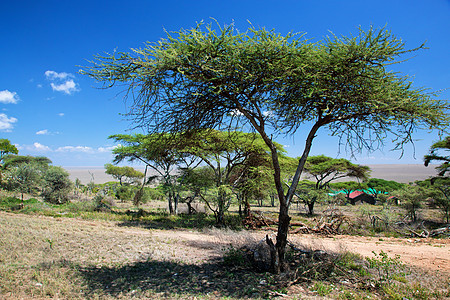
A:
114;209;242;230
77;258;273;299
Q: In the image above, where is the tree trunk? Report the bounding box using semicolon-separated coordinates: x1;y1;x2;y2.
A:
307;200;315;215
267;121;322;273
270;193;275;207
168;192;174;214
217;189;225;226
275;203;291;272
174;193;179;215
245;198;251;218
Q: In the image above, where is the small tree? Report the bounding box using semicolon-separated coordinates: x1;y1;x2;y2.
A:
391;185;426;222
0;139;18;184
6;163;42;203
294;180;324;215
431;179;450;224
41;166;73;204
0;139;18;163
424;136;450;223
110;133;200;213
104;163;144;185
305;155;371;189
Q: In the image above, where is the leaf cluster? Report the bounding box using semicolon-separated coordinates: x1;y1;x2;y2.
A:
83;23;449;155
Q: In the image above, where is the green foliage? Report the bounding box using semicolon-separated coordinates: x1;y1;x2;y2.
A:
312;282;334;296
366;250;405;287
390;185;428;222
305;155;371;189
4;162;43;200
294;181;330;214
424;136;450;177
115;185;138;201
367;178;405;193
0;139;18;162
104;163;144;185
222;245;249;267
41;166;73;204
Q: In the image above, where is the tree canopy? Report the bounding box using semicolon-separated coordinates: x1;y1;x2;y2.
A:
304;155;371;189
83;22;450;273
104;163;144;185
424;136;450;177
0;139;18;163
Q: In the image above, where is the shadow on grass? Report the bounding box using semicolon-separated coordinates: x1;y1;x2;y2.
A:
78;258;272;299
115;210;243;231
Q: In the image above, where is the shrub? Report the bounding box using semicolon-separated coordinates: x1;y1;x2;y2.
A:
41;166;73;204
366;250;405;287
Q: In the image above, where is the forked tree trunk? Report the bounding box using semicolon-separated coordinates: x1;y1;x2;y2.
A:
264;122;322;273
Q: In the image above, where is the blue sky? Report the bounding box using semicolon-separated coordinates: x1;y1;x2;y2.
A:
1;0;449;167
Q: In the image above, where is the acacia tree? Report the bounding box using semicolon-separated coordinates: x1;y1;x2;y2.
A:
110;133;200;213
83;23;449;273
104;163;144;185
184;130;276;224
0;139;18;183
305;155;371;190
424;136;450;223
424;136;450;177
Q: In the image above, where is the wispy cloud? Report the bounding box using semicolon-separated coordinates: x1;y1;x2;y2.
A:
0;90;19;104
45;70;80;95
58;113;65;117
36;129;50;135
44;70;72;80
18;143;116;154
56;145;94;153
0;113;17;132
33;142;51;152
98;145;119;153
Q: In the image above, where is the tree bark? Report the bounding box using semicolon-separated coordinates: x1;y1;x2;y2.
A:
270;120;323;273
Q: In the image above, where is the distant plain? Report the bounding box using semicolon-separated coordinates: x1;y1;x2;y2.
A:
65;164;439;185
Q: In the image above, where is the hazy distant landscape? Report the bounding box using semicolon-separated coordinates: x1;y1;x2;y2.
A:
66;164;439;185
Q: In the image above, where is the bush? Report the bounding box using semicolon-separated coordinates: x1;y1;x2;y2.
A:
41;166;73;204
115;185;137;201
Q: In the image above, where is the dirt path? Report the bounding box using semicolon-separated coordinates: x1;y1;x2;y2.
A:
288;234;450;274
149;228;450;275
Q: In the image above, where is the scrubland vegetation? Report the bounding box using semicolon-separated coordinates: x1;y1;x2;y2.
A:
1;172;449;299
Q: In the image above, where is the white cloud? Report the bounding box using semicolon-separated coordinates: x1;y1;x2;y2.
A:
50;80;79;94
0;113;17;132
0;90;19;104
58;113;65;117
45;70;80;95
44;70;72;80
33;142;51;152
97;145;119;153
36;129;50;135
37;84;43;88
56;145;94;153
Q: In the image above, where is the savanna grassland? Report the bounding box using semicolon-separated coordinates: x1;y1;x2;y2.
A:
1;194;449;300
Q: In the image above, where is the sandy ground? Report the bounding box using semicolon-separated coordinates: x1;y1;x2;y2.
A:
2;211;448;275
151;229;450;275
66;164;439;184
